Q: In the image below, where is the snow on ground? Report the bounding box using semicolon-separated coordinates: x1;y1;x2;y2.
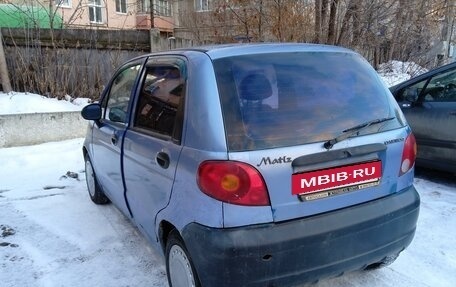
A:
0;139;166;287
0;139;455;287
0;92;90;115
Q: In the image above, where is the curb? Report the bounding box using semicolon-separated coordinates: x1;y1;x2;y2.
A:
0;111;87;148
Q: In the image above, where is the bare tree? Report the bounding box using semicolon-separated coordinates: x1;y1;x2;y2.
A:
327;0;339;45
337;0;357;46
314;0;331;43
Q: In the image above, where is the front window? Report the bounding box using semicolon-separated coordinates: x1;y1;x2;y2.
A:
88;0;103;23
399;67;456;103
104;64;141;123
213;52;403;151
422;68;456;102
116;0;127;13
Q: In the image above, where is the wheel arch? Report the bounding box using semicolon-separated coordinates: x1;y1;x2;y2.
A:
82;146;89;159
159;220;178;253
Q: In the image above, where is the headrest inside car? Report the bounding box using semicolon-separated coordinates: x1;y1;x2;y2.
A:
239;74;272;101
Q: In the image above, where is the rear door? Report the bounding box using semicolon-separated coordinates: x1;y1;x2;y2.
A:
394;66;456;170
91;60;144;216
123;57;186;241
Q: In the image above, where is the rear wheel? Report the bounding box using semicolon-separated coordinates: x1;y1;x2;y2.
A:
85;156;110;205
166;230;201;287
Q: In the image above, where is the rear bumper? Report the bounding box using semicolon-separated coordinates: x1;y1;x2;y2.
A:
182;185;420;287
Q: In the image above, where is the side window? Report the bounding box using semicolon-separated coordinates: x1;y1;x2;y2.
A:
104;64;141;123
134;62;185;138
421;69;456;102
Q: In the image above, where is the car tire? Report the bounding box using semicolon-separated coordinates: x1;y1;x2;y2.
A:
85;156;110;205
364;253;400;270
166;230;201;287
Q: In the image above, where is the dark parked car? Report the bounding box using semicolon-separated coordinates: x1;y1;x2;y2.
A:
390;61;456;173
81;43;419;287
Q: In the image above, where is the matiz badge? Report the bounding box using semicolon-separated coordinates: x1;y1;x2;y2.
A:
257;156;292;167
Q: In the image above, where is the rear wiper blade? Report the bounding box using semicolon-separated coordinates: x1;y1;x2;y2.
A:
323;117;395;150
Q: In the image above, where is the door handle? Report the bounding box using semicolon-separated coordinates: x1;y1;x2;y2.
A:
156;152;170;169
401;103;412;108
111;134;118;145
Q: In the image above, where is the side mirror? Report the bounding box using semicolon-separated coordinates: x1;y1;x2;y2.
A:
81;103;102;120
403;88;418;103
405;94;417;103
397;87;419;109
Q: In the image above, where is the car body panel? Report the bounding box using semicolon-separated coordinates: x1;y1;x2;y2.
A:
154;147;227;232
91;122;131;216
178;51;227;152
89;58;145;217
401;102;456;168
227;128;411;224
182;185;419;287
390;61;456;172
123;129;183;242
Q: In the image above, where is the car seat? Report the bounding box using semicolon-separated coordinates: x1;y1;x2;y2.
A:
239;73;273;123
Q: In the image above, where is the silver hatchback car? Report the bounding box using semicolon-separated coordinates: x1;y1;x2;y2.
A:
81;43;420;287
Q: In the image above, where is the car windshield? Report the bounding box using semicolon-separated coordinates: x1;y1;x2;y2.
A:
213;52;403;151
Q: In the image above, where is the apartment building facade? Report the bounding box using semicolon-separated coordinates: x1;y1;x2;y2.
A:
0;0;242;43
54;0;178;32
0;0;182;32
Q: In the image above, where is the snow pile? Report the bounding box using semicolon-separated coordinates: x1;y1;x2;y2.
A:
0;92;90;115
378;60;428;87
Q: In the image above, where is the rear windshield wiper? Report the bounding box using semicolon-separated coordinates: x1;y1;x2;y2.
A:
324;117;395;150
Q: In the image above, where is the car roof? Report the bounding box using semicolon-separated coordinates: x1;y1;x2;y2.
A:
184;43;356;59
127;43;357;63
184;42;351;52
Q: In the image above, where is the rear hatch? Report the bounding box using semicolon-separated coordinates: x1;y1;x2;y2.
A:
228;130;407;222
213;50;408;222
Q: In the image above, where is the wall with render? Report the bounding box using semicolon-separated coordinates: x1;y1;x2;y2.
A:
0;111;87;148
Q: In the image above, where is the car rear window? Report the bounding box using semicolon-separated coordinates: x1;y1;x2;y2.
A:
213;52;403;151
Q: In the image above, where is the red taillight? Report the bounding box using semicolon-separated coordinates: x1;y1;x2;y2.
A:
197;161;270;206
400;133;417;176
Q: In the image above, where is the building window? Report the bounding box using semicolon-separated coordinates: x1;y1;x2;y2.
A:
55;0;71;8
156;0;171;17
195;0;210;11
138;0;151;13
88;0;103;23
138;0;171;16
116;0;127;14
